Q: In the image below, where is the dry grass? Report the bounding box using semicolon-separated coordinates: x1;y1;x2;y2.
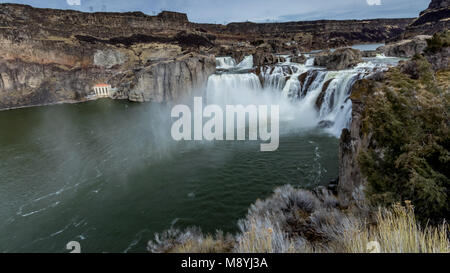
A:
171;234;234;253
234;185;363;253
343;202;449;253
147;227;234;253
235;219;302;253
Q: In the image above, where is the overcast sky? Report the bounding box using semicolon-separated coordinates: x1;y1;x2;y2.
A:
0;0;431;23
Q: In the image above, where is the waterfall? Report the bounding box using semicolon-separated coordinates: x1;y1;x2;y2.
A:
216;57;237;70
215;56;254;71
305;57;315;66
206;73;262;105
207;55;398;137
236;55;254;70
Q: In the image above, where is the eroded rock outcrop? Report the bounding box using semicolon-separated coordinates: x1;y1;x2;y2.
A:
315;79;334;109
314;48;363;70
119;54;215;103
0;4;216;109
290;54;307;64
338;80;374;198
379;35;431;57
402;0;450;39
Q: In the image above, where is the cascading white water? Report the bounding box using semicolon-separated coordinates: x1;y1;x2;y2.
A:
281;65;308;99
215;55;254;71
206;73;262;105
236;55;254;70
207;54;401;137
261;66;287;90
316;72;360;135
304;54;315;66
216;57;237;70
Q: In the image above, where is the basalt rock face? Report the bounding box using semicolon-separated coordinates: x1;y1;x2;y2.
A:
338;80;375;199
314;48;363;70
0;4;216;109
402;0;450;39
291;55;307;64
426;46;450;71
200;19;414;52
337;31;450;202
118;53;215;103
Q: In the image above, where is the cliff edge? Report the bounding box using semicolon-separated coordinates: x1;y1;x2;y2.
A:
0;4;216;109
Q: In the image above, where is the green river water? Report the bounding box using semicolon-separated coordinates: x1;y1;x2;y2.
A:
0;99;339;253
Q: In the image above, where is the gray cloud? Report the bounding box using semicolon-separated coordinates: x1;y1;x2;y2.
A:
0;0;430;23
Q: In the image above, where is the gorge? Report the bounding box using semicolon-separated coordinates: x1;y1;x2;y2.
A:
0;47;404;252
0;3;418;110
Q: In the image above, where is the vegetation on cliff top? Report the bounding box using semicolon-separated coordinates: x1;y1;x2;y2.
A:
424;30;450;54
358;33;449;224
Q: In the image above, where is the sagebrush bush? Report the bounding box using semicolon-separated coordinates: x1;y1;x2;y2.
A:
148;186;449;253
235;185;362;253
147;227;235;253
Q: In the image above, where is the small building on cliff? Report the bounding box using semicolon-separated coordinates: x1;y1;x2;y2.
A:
93;84;112;98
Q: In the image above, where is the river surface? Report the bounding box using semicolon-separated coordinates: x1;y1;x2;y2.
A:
0;100;339;253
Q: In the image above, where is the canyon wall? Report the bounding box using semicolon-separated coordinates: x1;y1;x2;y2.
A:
0;4;415;109
338;80;373;199
0;4;216;109
402;0;450;39
199;18;413;50
197;18;413;63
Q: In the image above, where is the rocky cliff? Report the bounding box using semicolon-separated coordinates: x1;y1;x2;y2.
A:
338;79;374;199
338;31;449;209
379;35;432;57
198;18;413;54
0;4;216;109
402;0;449;39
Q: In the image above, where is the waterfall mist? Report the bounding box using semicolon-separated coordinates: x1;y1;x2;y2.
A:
207;55;399;137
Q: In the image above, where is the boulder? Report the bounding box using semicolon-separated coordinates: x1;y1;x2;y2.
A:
315;79;334;109
291;54;307;64
424;31;450;71
362;50;378;58
318;120;334;129
426;46;450;71
314;48;363;70
379;35;431;57
253;51;280;66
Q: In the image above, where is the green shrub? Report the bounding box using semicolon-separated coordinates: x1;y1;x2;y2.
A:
358;63;449;224
424;30;450;55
